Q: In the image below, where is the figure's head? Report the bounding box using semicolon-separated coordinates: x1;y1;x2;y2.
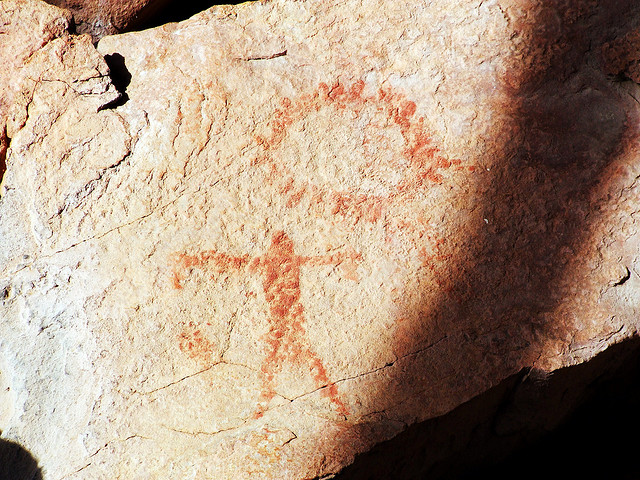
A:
271;230;294;254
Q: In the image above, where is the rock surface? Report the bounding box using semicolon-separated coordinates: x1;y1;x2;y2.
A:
0;0;72;183
1;0;640;478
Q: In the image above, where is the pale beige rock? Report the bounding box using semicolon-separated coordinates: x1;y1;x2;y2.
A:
0;0;71;111
0;0;72;186
1;0;640;478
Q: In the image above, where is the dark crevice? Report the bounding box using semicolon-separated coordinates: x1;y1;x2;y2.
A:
335;336;640;479
127;0;248;33
66;15;77;36
0;125;8;195
1;285;10;301
100;53;131;110
43;0;251;41
608;72;636;84
244;50;288;61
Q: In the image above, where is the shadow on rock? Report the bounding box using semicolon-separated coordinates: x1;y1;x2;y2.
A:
338;0;640;477
0;438;42;480
336;336;640;479
101;53;132;110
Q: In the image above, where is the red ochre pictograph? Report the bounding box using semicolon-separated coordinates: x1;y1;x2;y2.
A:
173;231;361;418
171;80;470;417
254;79;475;240
252;79;469;316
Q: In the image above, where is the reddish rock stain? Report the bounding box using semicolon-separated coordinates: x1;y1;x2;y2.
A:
171;81;469;416
252;80;470;313
172;231;360;418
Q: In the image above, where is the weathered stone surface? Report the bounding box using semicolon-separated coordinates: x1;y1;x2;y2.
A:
0;0;72;184
1;0;640;478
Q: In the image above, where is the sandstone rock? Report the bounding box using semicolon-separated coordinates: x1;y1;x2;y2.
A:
0;0;72;184
1;0;640;479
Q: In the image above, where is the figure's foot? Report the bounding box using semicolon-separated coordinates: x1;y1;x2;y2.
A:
254;392;273;419
253;406;265;419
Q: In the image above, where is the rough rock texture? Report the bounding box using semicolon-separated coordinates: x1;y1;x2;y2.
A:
1;0;640;478
41;0;170;40
0;0;73;184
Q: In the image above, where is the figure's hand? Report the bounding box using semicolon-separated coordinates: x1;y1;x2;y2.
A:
336;247;362;282
305;246;362;280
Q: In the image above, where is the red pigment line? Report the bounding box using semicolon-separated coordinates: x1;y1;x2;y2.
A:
173;79;471;412
251;232;354;417
171;251;250;289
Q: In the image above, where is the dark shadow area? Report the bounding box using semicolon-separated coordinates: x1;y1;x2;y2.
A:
335;0;640;478
336;336;640;479
128;0;247;32
469;338;640;480
0;125;7;194
0;438;42;480
101;53;131;110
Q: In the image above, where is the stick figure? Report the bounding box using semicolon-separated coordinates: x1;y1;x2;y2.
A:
173;230;361;418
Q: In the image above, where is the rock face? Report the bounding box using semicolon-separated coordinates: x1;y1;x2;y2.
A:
0;0;72;183
1;0;640;478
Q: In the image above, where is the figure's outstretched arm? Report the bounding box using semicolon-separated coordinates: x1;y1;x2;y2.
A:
172;250;249;288
305;248;362;266
303;248;362;282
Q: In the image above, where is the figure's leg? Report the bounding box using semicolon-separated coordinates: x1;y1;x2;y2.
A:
287;303;350;417
286;303;306;360
306;348;350;417
254;318;287;418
